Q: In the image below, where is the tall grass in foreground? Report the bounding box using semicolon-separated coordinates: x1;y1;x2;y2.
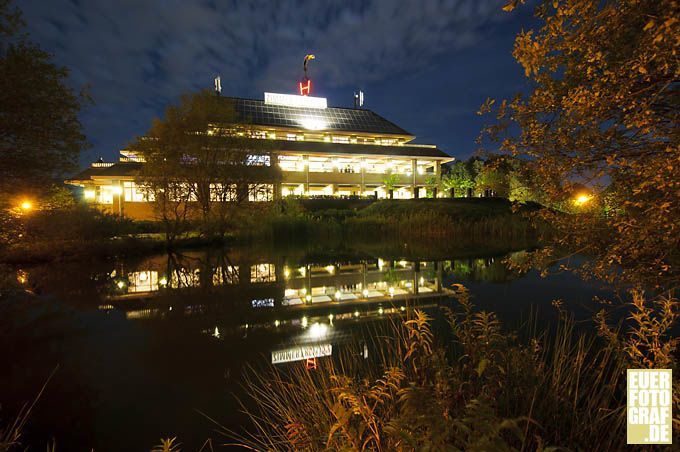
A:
225;286;677;451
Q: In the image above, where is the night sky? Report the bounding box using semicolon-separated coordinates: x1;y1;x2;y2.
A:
18;0;538;165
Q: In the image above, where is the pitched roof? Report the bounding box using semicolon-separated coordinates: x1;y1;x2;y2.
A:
67;162;142;182
228;97;412;136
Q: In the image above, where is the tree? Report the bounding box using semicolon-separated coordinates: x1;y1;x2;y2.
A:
382;173;400;199
0;0;88;200
481;0;680;288
131;90;280;241
474;160;510;198
442;161;474;197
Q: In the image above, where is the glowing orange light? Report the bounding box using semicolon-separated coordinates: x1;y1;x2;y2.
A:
16;270;28;285
20;200;33;211
573;194;592;206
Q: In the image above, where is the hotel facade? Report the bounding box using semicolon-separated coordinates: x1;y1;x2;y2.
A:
67;92;454;220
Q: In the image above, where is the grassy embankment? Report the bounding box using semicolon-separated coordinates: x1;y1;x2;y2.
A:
268;197;545;244
0;198;544;265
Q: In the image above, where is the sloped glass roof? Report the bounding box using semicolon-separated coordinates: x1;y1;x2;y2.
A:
229;97;412;136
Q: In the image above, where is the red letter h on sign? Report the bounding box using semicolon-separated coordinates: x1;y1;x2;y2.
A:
299;79;312;96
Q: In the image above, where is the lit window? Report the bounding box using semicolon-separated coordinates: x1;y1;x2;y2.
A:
213;265;239;285
248;184;273;202
127;271;159;293
123;181;149;202
278;155;302;171
251;263;276;283
286;134;297;141
332;136;349;144
210;183;238;202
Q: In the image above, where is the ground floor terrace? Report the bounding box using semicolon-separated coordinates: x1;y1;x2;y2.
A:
68;151;454;220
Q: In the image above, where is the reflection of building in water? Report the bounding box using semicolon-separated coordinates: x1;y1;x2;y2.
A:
107;254;445;310
281;260;441;306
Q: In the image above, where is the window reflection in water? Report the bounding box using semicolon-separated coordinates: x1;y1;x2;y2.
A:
105;252;522;317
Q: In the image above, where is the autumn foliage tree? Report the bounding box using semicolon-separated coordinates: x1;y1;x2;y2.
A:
482;0;679;288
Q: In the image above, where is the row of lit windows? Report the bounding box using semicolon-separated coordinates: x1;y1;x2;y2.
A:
92;182;274;203
277;155;435;175
281;184;428;199
226;127;403;146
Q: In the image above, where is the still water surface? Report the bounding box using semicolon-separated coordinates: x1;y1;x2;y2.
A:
0;241;611;451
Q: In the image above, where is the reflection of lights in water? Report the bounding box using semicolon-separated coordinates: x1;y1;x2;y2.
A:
213;327;220;338
274;320;280;327
169;306;173;311
335;290;342;300
354;310;360;318
301;316;308;328
388;287;395;297
378;258;385;270
159;276;168;286
116;280;126;290
308;322;329;340
398;260;408;267
400;306;406;311
305;295;312;302
299;267;306;277
362;289;369;297
378;307;384;315
328;314;334;325
110;270;117;278
419;276;425;285
284;267;290;278
300;288;307;296
138;271;148;282
325;265;335;274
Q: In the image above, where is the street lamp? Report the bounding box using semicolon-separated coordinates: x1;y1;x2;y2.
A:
573;194;592;206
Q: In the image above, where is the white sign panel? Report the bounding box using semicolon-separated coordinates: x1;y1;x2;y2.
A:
271;343;332;364
264;92;327;109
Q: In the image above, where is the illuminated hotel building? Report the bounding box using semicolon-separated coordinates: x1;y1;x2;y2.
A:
67;91;454;220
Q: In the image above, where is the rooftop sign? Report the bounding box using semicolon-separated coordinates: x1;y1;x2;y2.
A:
264;92;327;109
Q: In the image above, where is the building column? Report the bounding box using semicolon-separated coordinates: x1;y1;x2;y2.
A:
411;159;417;199
273;153;281;200
360;157;366;195
435;161;442;198
304;155;310;194
116;180;124;217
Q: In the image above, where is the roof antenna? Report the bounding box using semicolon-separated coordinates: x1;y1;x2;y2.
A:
214;76;221;96
354;89;364;109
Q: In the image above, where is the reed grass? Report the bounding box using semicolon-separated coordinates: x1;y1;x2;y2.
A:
222;285;677;451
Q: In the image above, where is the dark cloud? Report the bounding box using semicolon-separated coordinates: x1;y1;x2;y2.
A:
17;0;536;163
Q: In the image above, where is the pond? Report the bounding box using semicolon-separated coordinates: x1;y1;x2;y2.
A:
0;240;612;451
